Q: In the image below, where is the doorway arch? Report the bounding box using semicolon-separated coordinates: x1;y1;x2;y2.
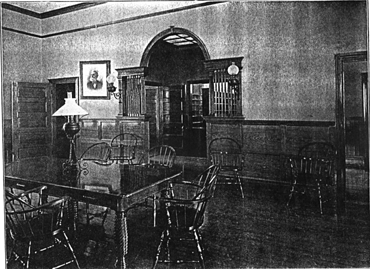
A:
140;26;210;67
141;27;211;157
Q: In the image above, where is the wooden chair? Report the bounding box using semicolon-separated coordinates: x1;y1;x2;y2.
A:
79;141;112;163
208;137;245;198
153;165;220;269
146;145;176;168
5;187;80;269
78;142;114;230
110;133;139;164
135;145;176;224
297;142;337;159
286;142;337;214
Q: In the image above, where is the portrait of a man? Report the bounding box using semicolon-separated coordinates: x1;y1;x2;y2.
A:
87;69;103;90
80;60;110;99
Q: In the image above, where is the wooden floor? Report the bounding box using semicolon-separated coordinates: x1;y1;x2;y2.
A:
7;174;370;268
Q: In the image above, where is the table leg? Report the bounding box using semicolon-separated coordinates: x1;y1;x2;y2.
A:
114;210;128;269
66;198;78;239
153;195;157;227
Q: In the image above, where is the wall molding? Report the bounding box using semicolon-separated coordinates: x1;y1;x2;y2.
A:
205;117;335;127
2;2;224;39
2;3;106;19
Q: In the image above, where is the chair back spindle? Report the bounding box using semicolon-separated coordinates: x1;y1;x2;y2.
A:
110;133;139;164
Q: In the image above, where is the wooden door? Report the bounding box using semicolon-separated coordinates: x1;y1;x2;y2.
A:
12;82;52;160
162;85;184;151
335;51;368;213
184;83;208;157
145;85;161;147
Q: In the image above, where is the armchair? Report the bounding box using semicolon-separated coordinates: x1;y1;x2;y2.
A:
110;133;139;164
208;137;245;198
5;188;80;269
153;164;219;269
286;142;337;214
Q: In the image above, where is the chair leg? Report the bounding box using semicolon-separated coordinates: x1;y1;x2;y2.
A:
287;179;297;207
61;231;81;269
153;195;157;227
193;229;205;269
8;241;26;268
317;182;323;215
236;173;245;199
26;240;32;269
153;229;168;269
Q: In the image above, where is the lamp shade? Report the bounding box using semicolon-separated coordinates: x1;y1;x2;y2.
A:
106;73;117;84
227;62;239;76
52;96;88;117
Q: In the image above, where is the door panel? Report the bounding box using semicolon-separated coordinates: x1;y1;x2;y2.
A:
12;82;52;160
145;85;160;146
336;51;368;213
162;85;184;150
183;83;208;157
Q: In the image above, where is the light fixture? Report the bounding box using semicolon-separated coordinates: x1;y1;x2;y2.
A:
106;73;117;93
52;92;88;174
106;71;122;100
227;62;240;98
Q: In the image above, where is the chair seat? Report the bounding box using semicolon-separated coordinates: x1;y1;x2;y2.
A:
286;142;337;215
209;137;245;198
168;206;199;231
6;189;81;269
294;173;332;185
220;166;240;172
16;214;59;241
153;165;219;269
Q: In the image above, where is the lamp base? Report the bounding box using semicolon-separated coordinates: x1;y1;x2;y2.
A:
62;159;78;180
63;122;81;139
62;125;79;181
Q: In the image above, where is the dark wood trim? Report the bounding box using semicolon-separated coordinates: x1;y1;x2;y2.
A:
41;3;106;19
205;117;335;127
2;3;106;19
145;81;162;86
334;50;367;215
242;120;335;127
204;116;245;124
2;27;42;38
204;57;244;70
116;67;146;77
2;2;224;39
80;117;150;122
2;3;41;18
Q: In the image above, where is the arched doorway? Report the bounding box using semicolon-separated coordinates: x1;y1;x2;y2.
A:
141;27;210;157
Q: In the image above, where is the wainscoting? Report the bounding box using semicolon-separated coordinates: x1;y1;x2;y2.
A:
206;118;336;184
77;117;150;160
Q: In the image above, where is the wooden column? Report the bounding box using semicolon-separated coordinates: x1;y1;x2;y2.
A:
116;67;147;118
204;57;244;117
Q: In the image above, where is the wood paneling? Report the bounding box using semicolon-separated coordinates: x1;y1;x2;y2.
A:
205;117;336;183
243;125;283;154
78;118;150;162
12;82;51;160
4;119;12;162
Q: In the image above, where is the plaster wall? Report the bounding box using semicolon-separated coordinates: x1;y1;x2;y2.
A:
2;1;367;121
2;34;42;117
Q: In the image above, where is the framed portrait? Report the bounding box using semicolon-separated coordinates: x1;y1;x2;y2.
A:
80;60;110;99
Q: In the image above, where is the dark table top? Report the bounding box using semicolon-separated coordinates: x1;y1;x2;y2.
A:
5;156;183;210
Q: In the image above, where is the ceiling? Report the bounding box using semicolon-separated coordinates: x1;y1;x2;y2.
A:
7;2;83;13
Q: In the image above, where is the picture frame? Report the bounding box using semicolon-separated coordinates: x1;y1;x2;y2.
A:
80;60;110;99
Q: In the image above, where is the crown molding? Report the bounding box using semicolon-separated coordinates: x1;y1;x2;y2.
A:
2;2;106;19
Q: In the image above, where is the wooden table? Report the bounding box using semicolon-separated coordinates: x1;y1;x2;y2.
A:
5;157;183;269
